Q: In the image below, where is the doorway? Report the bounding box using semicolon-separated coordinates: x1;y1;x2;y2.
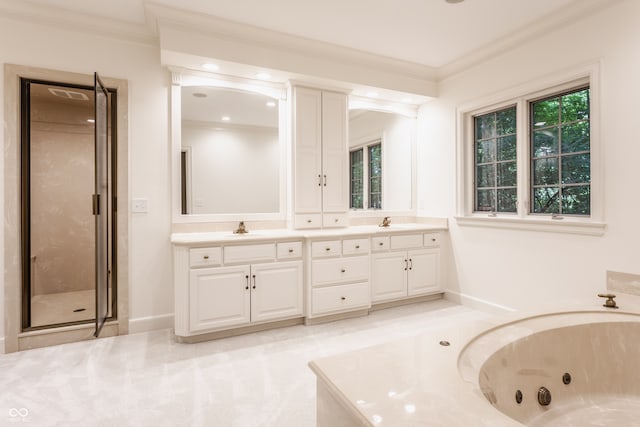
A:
20;76;116;336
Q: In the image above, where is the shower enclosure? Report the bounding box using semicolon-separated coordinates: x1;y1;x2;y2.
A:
20;74;116;336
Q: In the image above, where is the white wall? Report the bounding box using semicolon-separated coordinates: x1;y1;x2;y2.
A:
418;0;640;310
182;123;279;214
0;19;173;338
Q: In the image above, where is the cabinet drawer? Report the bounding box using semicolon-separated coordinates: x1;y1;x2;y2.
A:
322;213;349;228
423;233;441;247
294;213;322;229
224;244;275;264
277;241;303;259
390;234;423;250
312;256;369;286
189;247;222;268
342;238;370;255
311;282;370;316
311;240;342;258
371;236;390;252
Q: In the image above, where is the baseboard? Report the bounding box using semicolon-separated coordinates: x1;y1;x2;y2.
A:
444;290;516;315
128;313;174;334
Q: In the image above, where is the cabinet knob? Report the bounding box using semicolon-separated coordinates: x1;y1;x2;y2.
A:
288;248;294;253
307;219;312;223
341;296;346;301
379;242;384;246
432;238;436;242
334;218;339;223
325;247;331;252
355;245;360;249
341;268;346;273
203;255;209;260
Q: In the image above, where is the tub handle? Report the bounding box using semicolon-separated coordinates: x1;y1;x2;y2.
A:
597;293;618;309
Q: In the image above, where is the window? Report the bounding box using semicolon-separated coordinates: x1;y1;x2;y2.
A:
530;87;590;215
474;106;517;213
459;73;601;234
350;140;382;210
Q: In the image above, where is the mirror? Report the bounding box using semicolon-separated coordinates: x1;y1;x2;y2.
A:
348;109;415;212
180;85;281;215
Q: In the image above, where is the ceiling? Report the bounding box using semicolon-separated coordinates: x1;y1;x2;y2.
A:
12;0;584;69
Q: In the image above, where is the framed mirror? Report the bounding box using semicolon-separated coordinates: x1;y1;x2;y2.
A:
171;73;287;222
348;107;416;213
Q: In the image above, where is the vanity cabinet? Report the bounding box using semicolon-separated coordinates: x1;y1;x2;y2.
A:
174;240;304;338
307;237;371;319
371;233;440;303
292;86;349;229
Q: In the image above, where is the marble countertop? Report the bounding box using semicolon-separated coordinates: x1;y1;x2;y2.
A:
170;224;447;245
308;293;640;427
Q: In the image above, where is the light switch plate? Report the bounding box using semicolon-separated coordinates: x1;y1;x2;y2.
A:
132;198;148;213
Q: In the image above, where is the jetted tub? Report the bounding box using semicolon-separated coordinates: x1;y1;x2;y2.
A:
458;311;640;427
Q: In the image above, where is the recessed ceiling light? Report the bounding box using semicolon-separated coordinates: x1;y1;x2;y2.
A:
255;72;271;80
202;63;219;71
266;101;277;108
367;91;379;98
192;92;207;98
221;116;231;122
87;119;95;123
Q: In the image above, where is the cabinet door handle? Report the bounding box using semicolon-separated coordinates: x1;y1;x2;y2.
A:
341;296;346;301
252;274;256;289
404;259;408;271
318;174;322;187
323;174;327;187
409;258;413;270
245;275;249;290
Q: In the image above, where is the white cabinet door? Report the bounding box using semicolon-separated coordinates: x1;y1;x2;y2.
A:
251;261;303;323
189;265;251;332
407;248;440;296
371;251;407;302
293;87;323;213
321;91;348;214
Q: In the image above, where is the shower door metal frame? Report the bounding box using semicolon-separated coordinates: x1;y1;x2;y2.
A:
19;77;118;334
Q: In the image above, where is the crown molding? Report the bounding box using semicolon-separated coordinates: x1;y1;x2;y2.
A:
145;2;438;98
0;0;157;47
437;0;623;82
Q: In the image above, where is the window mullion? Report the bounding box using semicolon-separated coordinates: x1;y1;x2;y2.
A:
517;98;529;218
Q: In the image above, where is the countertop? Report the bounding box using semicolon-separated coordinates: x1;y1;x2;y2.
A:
308;293;640;427
170;224;447;245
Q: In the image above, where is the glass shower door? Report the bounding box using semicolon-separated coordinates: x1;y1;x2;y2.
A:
94;73;109;337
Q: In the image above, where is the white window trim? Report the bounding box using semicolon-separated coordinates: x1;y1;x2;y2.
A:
455;63;605;236
350;135;384;211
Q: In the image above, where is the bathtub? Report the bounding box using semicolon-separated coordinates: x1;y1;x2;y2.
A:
458;310;640;427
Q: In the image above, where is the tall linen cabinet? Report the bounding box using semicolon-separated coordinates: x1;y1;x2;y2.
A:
292;86;349;229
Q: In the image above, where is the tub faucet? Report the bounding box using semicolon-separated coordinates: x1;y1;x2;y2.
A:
379;216;391;227
597;293;618;309
233;221;248;234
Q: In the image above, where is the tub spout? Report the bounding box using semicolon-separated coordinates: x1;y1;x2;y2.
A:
597;293;618;309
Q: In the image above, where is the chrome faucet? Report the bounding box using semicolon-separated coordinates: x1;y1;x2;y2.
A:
598;293;618;309
233;221;249;234
379;216;391;227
